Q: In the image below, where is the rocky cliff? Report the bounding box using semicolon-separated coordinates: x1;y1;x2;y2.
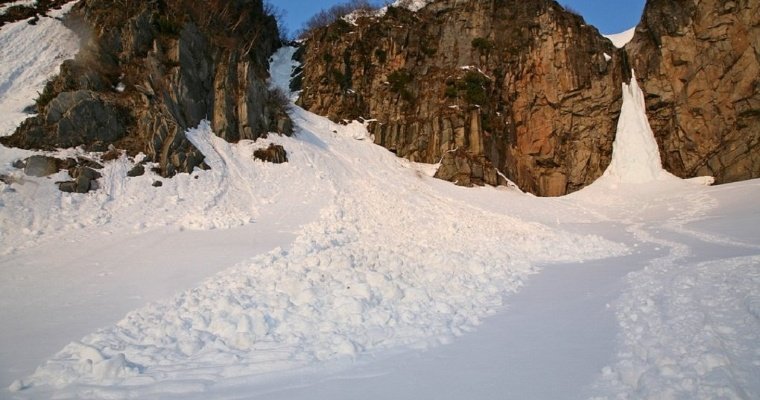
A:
1;0;291;177
626;0;760;183
297;0;627;196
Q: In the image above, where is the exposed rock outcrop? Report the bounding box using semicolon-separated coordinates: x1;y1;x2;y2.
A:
1;0;292;177
297;0;627;195
253;144;288;164
626;0;760;183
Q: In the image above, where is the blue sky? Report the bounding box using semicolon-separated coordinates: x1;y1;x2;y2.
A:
273;0;646;36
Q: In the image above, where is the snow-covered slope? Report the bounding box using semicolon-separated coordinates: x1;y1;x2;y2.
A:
0;3;78;138
1;13;758;400
2;46;625;398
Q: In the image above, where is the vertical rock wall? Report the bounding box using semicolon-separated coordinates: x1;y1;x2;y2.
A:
297;0;626;196
626;0;760;183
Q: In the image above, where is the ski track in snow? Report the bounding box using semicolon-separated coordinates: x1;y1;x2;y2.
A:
0;12;758;400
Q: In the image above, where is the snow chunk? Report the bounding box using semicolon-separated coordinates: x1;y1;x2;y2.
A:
604;27;636;48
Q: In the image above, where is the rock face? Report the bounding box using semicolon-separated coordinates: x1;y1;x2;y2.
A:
297;0;627;196
253;144;288;164
626;0;760;183
1;0;292;177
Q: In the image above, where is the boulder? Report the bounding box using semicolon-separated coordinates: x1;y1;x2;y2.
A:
254;144;288;164
127;164;145;177
24;155;59;177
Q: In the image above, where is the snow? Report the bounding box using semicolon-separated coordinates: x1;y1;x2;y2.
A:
600;72;673;184
1;12;758;400
0;2;79;137
344;0;436;23
604;27;636;48
391;0;436;12
0;1;37;15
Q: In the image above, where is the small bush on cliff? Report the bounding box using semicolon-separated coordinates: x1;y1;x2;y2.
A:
267;88;291;113
387;70;415;103
388;70;413;93
471;37;494;52
459;71;490;105
35;81;57;109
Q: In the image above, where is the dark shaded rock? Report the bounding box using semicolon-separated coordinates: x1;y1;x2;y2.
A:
12;159;26;169
127;164;145;177
297;0;624;196
57;181;78;192
254;144;288;164
152;180;163;187
24;155;58;177
626;0;760;183
76;157;103;170
58;166;101;193
69;166;102;181
56;158;78;171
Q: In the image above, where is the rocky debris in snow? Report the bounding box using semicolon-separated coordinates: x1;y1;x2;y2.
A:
152;180;163;187
58;166;101;194
0;0;292;178
126;164;145;177
253;144;288;164
297;0;625;196
626;0;760;184
18;155;105;192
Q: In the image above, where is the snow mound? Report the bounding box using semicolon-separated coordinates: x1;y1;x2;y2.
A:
604;27;636;49
602;72;673;184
